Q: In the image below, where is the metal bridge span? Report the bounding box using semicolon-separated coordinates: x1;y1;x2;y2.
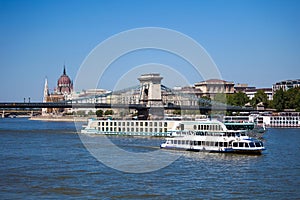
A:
0;102;255;112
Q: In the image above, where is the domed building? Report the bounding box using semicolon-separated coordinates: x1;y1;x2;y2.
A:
56;66;73;94
42;66;73;115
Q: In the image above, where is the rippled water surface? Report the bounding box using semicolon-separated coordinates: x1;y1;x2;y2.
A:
0;118;299;199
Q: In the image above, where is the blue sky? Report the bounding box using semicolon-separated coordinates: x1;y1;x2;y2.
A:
0;0;299;101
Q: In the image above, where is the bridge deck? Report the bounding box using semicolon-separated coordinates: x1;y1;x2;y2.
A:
0;102;254;112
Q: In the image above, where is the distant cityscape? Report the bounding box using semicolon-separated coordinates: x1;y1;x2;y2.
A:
42;66;300;117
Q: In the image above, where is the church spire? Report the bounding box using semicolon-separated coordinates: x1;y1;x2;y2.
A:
42;77;49;115
63;65;66;75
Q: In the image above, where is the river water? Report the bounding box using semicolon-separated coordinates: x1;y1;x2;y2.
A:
0;118;299;199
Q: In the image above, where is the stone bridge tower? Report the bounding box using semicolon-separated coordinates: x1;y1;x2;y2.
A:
138;74;164;119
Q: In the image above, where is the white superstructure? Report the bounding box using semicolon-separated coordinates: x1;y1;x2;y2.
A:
81;119;229;137
160;130;265;154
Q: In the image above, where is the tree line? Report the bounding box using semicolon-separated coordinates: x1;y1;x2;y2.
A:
211;87;300;112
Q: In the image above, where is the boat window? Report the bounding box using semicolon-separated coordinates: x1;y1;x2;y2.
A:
255;142;261;147
245;143;249;148
233;142;238;147
224;142;228;147
194;125;197;130
260;142;264;147
239;143;244;147
205;141;209;146
241;133;246;136
219;142;223;147
164;122;168;127
249;142;255;147
215;142;218;147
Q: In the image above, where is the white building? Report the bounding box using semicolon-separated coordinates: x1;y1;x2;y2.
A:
245;88;273;100
273;79;300;92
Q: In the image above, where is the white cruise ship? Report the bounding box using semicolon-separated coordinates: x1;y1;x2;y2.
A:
82;118;232;137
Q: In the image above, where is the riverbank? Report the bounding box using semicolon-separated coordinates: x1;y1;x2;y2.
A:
29;115;88;122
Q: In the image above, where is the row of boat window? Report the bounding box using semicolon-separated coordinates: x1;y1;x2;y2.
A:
270;121;298;124
169;140;229;147
193;124;223;131
98;127;168;133
271;117;300;120
99;121;168;127
194;131;246;137
232;141;263;148
168;140;263;148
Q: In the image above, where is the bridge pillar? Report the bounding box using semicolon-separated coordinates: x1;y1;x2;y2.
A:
138;74;164;119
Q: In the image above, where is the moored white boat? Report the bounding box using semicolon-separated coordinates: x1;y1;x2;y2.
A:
223;115;267;138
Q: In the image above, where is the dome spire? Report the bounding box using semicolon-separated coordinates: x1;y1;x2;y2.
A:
63;65;66;75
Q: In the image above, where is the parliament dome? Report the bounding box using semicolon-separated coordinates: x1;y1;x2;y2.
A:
56;66;73;94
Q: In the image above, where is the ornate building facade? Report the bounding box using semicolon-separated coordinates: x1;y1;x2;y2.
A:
42;66;73;115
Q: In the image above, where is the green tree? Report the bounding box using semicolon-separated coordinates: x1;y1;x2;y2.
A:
295;91;300;112
199;96;211;106
235;92;249;106
76;110;86;116
251;90;268;107
96;110;103;117
272;89;285;111
173;110;181;115
88;110;95;116
285;87;300;109
226;92;249;107
104;109;114;115
213;93;227;104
